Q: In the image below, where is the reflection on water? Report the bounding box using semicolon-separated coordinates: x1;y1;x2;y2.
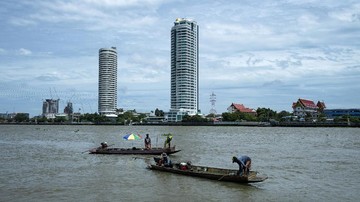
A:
0;125;359;201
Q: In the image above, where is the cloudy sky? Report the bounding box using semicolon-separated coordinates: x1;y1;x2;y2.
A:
0;0;359;117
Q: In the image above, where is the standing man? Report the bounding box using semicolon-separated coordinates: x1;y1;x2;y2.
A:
144;134;151;149
232;155;251;176
164;134;173;148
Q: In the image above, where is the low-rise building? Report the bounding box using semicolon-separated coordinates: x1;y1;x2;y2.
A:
145;116;165;123
227;103;257;116
323;109;360;118
165;109;189;122
292;98;326;119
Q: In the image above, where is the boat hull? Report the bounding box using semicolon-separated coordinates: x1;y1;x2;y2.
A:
89;146;180;155
147;163;267;183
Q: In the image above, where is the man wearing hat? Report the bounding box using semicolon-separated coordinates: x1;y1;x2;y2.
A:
232;155;251;176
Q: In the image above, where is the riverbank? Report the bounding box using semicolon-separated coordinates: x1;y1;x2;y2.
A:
1;121;359;127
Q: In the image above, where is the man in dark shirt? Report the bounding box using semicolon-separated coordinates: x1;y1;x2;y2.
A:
144;134;151;149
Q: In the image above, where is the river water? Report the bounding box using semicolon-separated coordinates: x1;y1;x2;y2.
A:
0;125;359;202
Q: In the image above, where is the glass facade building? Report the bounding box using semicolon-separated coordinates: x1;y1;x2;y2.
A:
98;47;117;115
324;109;360;118
170;18;199;121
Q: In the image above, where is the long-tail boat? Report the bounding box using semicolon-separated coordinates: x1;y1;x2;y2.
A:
89;145;180;155
147;161;267;183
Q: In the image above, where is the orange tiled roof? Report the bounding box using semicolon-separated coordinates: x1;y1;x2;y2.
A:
232;103;255;113
299;98;317;108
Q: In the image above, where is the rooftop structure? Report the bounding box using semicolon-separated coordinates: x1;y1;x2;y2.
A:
292;98;325;119
227;103;256;116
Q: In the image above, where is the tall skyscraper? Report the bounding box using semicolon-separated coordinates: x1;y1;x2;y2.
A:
42;99;59;119
64;101;73;115
98;47;117;115
168;18;199;122
42;99;59;114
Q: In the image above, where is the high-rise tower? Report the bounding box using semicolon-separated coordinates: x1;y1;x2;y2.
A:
169;18;199;121
42;99;59;118
98;47;117;115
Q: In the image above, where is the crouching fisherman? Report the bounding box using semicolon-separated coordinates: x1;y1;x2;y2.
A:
99;142;108;149
232;155;251;176
156;153;172;167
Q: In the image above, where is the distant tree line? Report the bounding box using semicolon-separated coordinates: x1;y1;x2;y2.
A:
185;107;360;123
220;108;291;122
2;107;360;124
180;108;291;123
334;115;360;123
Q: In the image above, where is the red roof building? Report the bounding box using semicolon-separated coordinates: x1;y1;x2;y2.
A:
227;103;257;116
292;98;325;119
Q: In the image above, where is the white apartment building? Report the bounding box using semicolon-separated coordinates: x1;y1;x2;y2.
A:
98;47;117;115
168;18;199;122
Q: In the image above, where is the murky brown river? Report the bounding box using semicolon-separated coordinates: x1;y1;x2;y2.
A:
1;125;359;201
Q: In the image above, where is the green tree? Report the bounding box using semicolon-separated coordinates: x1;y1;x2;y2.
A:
36;116;48;123
243;113;257;121
334;115;360;124
256;108;277;121
334;115;348;123
93;114;108;123
14;113;29;122
54;116;66;123
277;110;292;121
317;113;327;122
222;112;238;121
131;113;147;123
221;112;245;121
80;113;108;123
349;117;360;123
182;114;208;122
117;111;137;124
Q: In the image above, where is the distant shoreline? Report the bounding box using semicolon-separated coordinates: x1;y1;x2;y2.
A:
1;121;359;127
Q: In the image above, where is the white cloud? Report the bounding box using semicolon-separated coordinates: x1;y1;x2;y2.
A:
200;47;360;93
1;0;360;116
297;14;320;32
14;0;164;31
82;0;166;7
9;18;37;26
18;48;32;56
328;3;360;22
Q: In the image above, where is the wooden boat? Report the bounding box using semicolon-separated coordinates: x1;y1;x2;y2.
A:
89;146;181;155
147;162;267;183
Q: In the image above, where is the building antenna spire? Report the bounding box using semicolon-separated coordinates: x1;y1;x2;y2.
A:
209;92;217;115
